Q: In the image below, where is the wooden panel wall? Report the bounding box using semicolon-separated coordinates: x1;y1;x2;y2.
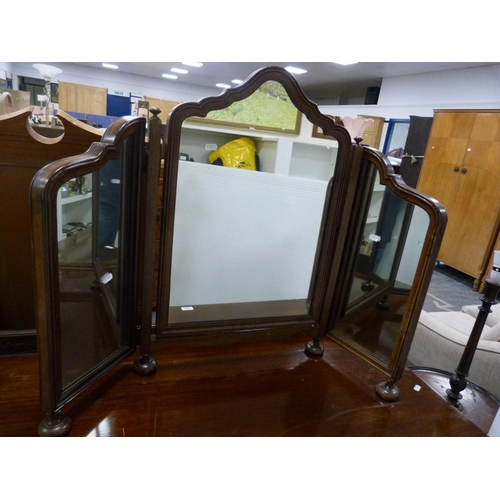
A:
144;96;181;122
359;115;385;149
59;81;107;115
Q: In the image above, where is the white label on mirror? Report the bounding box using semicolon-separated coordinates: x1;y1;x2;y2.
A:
369;234;381;242
100;272;113;284
181;306;194;311
205;144;218;151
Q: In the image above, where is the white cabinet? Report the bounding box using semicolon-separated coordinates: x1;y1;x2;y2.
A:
180;113;338;182
171;162;329;307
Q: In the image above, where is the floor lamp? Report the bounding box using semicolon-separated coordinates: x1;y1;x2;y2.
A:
445;251;500;409
33;64;62;127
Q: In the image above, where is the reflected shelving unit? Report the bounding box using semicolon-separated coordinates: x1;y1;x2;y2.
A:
180;115;338;182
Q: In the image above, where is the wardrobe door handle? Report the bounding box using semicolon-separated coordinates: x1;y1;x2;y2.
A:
454;166;459;172
461;167;467;173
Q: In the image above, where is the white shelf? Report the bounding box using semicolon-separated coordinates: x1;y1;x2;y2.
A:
182;121;283;141
180;113;339;182
57;176;93;241
60;192;92;205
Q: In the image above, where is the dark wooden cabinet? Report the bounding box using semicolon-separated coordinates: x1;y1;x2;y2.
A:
399;115;433;189
0;110;103;354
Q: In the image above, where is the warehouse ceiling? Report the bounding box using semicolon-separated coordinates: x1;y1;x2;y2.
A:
69;61;498;104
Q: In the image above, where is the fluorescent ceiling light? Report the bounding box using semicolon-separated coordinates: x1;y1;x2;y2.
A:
102;63;119;69
182;62;203;67
231;79;243;84
285;66;307;74
216;83;231;89
171;68;188;74
331;61;358;65
162;73;178;79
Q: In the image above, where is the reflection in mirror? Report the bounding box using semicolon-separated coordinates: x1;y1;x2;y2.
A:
57;174;93;264
95;159;122;311
167;81;339;325
334;162;430;366
57;158;123;390
384;119;410;169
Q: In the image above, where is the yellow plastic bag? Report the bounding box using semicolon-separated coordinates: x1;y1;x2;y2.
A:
209;137;259;171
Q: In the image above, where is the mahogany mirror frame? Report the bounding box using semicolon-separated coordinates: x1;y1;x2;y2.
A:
157;65;353;338
30;115;151;436
321;144;447;399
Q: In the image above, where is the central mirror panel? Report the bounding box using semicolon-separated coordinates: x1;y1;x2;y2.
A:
166;80;339;325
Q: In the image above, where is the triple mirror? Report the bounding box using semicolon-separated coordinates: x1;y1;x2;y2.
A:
31;66;446;435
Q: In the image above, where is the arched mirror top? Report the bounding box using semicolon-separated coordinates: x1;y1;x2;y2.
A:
164;66;352;150
31;115;146;202
361;144;447;226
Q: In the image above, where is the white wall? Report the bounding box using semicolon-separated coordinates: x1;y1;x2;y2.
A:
4;62;217;103
319;64;500;123
379;64;500;108
318;64;500;152
0;62;13;75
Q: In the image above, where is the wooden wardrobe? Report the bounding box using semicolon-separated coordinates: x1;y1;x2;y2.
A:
417;109;500;290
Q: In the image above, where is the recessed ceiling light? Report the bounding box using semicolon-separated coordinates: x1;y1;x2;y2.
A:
216;83;231;89
231;79;243;85
102;63;118;69
182;62;203;67
285;66;307;75
162;73;178;79
171;68;188;74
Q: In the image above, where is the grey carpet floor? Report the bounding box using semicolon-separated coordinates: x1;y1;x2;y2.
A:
423;263;481;313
